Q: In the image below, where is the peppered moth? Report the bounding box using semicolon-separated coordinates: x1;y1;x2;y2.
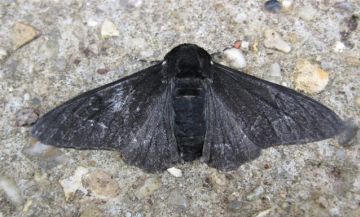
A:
32;44;345;172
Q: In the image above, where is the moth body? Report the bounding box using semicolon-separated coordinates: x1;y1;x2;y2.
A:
32;44;345;172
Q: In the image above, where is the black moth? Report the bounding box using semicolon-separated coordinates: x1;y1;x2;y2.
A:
32;44;345;172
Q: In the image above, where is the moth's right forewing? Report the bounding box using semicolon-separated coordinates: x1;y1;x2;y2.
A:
32;63;181;172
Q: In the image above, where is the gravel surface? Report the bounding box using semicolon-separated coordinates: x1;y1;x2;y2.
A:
0;0;359;216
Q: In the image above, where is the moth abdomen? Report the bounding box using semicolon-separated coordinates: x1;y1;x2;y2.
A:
173;78;206;161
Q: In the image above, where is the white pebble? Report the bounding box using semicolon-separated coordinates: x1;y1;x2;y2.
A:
87;18;99;27
254;208;272;217
0;176;23;206
241;41;250;51
167;167;183;177
223;48;247;69
127;0;143;7
270;62;281;77
23;93;30;101
298;5;317;21
0;48;7;61
234;13;247;23
333;41;346;53
101;20;120;39
264;29;291;53
282;0;294;11
59;167;89;201
23;142;51;156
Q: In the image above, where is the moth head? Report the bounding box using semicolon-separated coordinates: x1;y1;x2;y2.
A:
164;44;213;79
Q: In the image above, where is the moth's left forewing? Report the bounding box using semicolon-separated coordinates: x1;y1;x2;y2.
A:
201;79;262;170
213;63;345;146
201;62;345;170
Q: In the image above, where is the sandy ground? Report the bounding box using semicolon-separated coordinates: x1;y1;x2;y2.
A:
0;0;359;216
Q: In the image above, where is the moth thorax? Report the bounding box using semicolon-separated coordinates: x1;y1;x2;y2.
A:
176;56;204;78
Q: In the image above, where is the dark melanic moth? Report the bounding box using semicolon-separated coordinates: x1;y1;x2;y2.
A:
32;44;345;172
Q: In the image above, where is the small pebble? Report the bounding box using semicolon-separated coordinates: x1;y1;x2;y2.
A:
335;148;345;161
268;62;282;84
356;96;360;107
82;170;120;198
55;57;67;71
298;5;317;21
263;29;291;53
252;40;259;53
59;167;89;201
344;55;360;67
96;68;109;75
227;200;243;212
207;171;227;188
80;207;103;217
87;18;99;27
347;15;358;32
241;41;250;51
246;186;265;201
293;59;329;94
167;167;182;177
23;93;30;101
22;199;33;214
31;97;41;106
254;208;272;217
75;0;84;8
233;40;241;49
234;12;247;23
168;190;188;211
23;141;66;170
15;108;39;126
0;48;7;61
0;176;23;207
127;0;143;8
223;48;247;69
282;0;294;12
134;177;161;199
340;15;358;48
88;43;99;55
264;0;282;13
333;41;346;53
128;37;147;50
334;1;353;11
101;20;120;39
337;120;358;146
270;62;281;77
12;22;40;49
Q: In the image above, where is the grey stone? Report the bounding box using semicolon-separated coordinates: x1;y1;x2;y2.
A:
23;141;67;170
15;107;38;126
168;190;188;211
134;177;161;199
246;186;265;201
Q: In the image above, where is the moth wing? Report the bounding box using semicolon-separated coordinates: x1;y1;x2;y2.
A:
202;63;344;170
202;83;262;170
32;64;180;172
